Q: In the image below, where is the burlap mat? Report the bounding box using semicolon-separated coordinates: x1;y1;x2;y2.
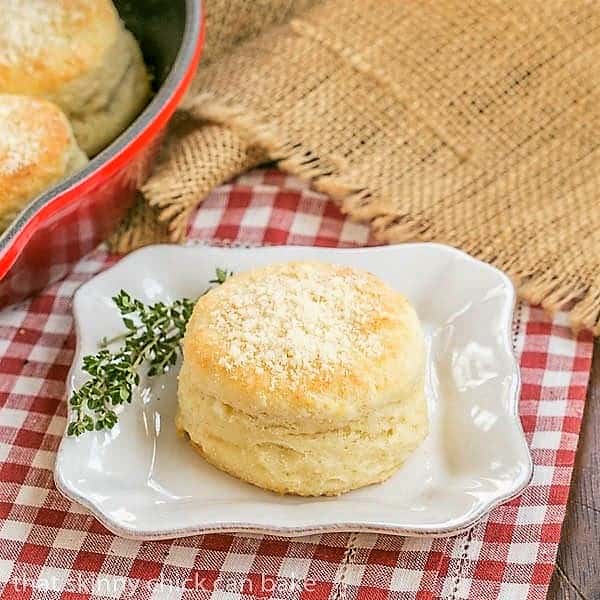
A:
110;0;600;335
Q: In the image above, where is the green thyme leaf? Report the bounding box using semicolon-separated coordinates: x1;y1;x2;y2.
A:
210;267;233;285
67;268;231;436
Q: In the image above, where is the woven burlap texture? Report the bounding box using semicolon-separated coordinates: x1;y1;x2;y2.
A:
200;0;321;66
113;0;600;334
109;0;310;249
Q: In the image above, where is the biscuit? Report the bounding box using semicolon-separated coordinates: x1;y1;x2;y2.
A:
0;95;87;232
177;262;428;496
0;0;151;155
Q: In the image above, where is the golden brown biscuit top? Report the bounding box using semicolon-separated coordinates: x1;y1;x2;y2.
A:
182;262;425;421
0;94;72;208
0;0;119;95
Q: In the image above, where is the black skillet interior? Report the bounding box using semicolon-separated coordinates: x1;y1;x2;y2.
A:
114;0;187;90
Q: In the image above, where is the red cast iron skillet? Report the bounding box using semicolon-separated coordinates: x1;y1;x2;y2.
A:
0;0;204;309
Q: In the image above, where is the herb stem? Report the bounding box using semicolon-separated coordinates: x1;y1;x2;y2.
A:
100;332;129;347
67;268;231;436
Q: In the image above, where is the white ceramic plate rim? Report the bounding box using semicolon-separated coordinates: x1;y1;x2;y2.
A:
55;243;533;539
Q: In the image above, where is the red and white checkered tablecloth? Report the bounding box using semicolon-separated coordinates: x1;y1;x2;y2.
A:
0;170;594;600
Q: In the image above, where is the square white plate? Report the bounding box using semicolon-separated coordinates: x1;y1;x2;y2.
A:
55;244;532;539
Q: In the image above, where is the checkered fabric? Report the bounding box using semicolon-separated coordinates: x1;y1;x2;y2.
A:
0;170;594;600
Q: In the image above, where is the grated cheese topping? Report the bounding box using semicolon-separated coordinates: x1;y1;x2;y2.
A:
0;0;83;67
0;97;42;176
210;263;385;388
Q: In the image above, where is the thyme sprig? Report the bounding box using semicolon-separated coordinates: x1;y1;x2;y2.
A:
67;269;230;436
